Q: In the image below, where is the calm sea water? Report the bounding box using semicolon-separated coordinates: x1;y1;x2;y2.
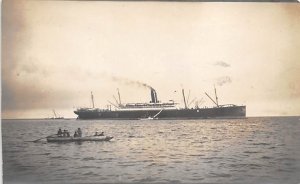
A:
2;117;300;184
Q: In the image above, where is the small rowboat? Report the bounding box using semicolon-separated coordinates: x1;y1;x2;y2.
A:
46;135;113;142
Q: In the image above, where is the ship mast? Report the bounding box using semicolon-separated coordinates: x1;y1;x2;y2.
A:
214;85;219;107
186;90;191;106
91;91;95;108
117;88;122;105
182;89;187;109
53;109;57;118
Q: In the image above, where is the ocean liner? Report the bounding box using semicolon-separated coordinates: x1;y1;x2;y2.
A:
74;87;246;120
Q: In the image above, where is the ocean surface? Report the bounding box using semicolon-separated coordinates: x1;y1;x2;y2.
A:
2;117;300;184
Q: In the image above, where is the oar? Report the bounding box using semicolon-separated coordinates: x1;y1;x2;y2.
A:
28;134;57;142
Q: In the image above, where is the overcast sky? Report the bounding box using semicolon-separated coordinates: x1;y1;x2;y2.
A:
2;0;300;118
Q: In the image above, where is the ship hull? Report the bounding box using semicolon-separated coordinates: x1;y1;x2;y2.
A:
74;106;246;120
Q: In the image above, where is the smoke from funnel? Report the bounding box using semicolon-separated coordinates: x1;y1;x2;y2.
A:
216;76;232;86
110;75;153;90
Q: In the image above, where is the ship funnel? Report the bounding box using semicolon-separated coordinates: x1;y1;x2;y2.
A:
150;88;158;103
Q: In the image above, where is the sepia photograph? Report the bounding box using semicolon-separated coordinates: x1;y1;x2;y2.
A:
2;0;300;183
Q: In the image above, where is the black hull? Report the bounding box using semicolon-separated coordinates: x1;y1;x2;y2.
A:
74;106;246;120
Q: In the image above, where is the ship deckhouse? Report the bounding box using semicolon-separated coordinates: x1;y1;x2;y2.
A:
117;89;178;111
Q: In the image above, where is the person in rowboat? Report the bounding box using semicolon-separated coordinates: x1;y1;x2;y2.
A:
77;128;82;137
74;130;79;137
62;130;71;137
57;128;63;137
66;130;70;137
63;130;67;137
